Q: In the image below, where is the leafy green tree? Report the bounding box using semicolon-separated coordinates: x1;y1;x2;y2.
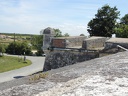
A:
120;14;128;25
6;42;19;55
87;4;120;37
20;42;32;55
115;24;128;38
53;29;63;37
115;14;128;38
31;35;44;56
63;33;70;37
7;42;32;55
31;35;43;50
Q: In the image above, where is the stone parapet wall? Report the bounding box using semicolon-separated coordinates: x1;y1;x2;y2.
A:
82;36;107;50
105;42;128;49
43;50;99;71
105;38;128;49
66;36;86;48
51;36;86;48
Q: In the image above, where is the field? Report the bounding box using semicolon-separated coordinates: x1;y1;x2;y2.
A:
0;56;32;73
0;33;33;44
0;33;41;50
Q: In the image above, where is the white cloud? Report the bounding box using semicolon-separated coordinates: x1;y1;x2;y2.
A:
0;0;108;36
0;1;73;33
44;23;89;36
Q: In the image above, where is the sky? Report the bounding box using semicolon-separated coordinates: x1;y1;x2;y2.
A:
0;0;128;36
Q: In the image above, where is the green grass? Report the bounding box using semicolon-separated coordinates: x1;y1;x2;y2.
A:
0;56;32;73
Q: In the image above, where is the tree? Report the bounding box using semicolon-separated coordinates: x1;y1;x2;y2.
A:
120;14;128;25
115;24;128;38
53;29;63;37
7;42;32;55
20;42;32;55
63;33;70;37
115;14;128;38
80;34;85;36
0;44;6;56
87;4;120;37
31;35;44;56
31;35;43;50
6;42;20;55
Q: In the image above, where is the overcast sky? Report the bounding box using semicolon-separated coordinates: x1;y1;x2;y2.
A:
0;0;128;36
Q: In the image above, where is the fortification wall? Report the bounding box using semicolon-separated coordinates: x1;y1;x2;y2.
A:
51;36;86;48
105;42;128;49
1;51;128;96
65;36;86;47
43;50;99;71
82;36;107;50
105;38;128;49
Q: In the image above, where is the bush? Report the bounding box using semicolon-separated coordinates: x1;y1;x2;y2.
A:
6;42;32;55
36;49;44;56
0;44;6;56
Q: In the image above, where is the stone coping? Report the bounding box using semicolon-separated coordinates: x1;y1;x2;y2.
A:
106;38;128;43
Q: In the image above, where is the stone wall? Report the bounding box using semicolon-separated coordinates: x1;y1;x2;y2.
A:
43;50;99;71
82;36;107;50
1;51;128;96
105;42;128;49
51;36;86;48
105;38;128;49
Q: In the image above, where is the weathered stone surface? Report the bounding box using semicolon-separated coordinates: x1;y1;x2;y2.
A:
43;27;55;35
43;50;99;71
105;38;128;49
42;27;55;54
82;36;107;50
0;51;128;96
38;51;128;96
51;36;86;48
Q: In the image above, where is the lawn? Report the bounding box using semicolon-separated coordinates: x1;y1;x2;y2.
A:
0;56;32;73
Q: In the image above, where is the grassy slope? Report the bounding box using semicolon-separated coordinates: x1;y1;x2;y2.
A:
0;56;32;73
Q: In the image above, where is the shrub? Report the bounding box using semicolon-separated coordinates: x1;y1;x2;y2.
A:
0;44;6;56
6;42;32;55
36;49;44;56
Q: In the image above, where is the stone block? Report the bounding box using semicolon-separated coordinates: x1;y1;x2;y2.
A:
82;36;107;50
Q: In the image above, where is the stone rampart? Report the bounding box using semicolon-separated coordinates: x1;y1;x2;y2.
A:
51;36;86;48
1;51;128;96
43;50;99;71
82;36;107;50
105;38;128;49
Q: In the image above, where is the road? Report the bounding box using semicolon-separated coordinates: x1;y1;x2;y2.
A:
0;55;45;83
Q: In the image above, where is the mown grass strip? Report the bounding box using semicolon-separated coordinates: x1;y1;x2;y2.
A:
0;56;32;73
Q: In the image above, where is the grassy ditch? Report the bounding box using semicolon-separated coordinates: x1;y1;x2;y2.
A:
0;56;32;73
